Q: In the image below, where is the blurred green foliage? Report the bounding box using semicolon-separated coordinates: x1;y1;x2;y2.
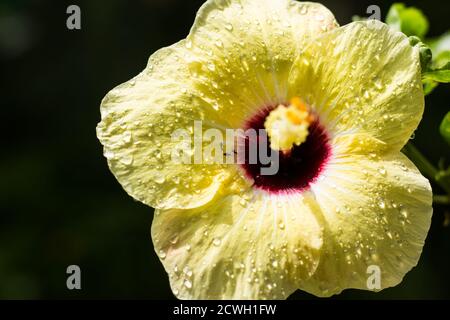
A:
440;112;450;146
386;3;429;38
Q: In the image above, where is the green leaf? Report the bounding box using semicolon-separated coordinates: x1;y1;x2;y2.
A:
421;32;450;91
433;51;450;69
423;79;438;96
440;112;450;145
427;32;450;69
423;62;450;83
386;3;429;39
351;15;367;22
428;32;450;57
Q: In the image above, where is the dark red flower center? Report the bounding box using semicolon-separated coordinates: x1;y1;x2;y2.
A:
240;106;331;194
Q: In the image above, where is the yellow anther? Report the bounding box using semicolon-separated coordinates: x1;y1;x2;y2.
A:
264;98;314;151
290;96;308;111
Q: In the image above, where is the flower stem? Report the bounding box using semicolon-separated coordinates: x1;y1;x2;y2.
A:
403;142;450;198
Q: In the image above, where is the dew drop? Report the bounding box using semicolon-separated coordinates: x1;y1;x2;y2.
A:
120;155;133;166
212;238;222;246
154;175;166;184
183;279;192;289
183;266;193;277
207;62;216;72
363;90;370;99
374;79;383;90
400;208;408;218
104;150;115;159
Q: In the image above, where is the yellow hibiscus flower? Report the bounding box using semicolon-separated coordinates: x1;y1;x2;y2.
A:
96;0;432;299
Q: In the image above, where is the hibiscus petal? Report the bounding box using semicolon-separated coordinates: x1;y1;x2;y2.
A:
97;41;249;209
289;20;424;151
301;151;432;296
187;0;338;124
97;0;338;210
151;190;323;299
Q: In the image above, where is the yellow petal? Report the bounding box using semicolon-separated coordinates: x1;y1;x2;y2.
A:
300;151;432;296
97;41;247;209
151;190;323;299
97;0;338;209
289;20;424;151
186;0;338;126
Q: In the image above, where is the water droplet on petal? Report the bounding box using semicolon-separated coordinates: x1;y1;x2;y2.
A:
104;150;115;159
183;266;193;277
207;63;216;72
400;208;408;218
154;175;165;184
120;155;133;166
212;238;222;246
183;279;192;289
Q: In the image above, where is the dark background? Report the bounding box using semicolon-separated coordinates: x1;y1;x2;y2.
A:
0;0;449;299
